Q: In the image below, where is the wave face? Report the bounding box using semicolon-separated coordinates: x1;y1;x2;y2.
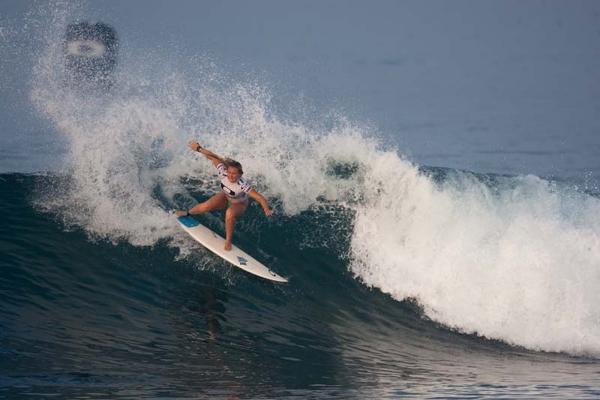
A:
3;173;600;399
2;1;600;398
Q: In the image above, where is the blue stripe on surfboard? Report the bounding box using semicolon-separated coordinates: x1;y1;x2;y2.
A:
177;215;200;228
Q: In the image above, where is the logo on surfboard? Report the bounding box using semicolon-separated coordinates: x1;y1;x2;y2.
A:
237;256;248;266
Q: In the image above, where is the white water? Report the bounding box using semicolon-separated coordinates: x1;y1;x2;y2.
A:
350;167;600;356
27;2;600;357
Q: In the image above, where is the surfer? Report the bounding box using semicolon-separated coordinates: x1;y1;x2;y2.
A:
176;141;273;251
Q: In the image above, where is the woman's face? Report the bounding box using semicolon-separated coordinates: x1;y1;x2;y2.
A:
227;166;242;183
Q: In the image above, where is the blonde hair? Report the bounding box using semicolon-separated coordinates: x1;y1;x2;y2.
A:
224;158;243;174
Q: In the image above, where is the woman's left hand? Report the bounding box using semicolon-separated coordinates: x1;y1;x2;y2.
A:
264;208;273;217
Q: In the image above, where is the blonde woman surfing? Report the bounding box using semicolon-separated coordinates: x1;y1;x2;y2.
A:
176;141;273;251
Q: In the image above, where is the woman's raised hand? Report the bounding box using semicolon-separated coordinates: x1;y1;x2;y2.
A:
188;141;202;152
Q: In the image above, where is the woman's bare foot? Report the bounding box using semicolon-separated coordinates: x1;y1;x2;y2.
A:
224;241;232;251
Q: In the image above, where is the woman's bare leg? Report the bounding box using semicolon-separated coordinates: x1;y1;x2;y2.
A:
224;201;248;251
176;192;227;216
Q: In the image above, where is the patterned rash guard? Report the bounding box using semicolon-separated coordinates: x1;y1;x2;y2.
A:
217;163;252;202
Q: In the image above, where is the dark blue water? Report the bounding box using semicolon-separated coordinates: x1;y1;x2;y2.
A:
2;173;600;399
2;1;600;398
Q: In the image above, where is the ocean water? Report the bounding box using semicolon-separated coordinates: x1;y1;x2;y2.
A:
1;1;600;398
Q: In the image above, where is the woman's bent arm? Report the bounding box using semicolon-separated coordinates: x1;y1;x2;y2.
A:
248;189;273;216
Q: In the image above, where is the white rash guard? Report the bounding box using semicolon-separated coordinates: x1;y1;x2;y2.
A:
217;163;252;202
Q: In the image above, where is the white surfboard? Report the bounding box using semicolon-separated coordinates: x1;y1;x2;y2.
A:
177;216;288;283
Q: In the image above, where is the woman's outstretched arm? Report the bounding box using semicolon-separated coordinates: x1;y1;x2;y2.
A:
188;140;224;168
